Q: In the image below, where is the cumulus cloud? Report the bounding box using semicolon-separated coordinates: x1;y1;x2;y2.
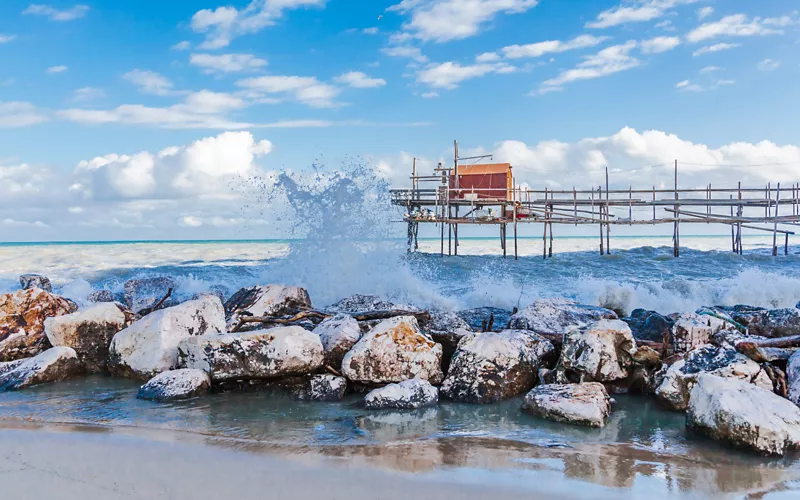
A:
417;61;516;89
697;6;713;20
692;42;740;56
123;70;176;96
0;102;49;127
47;65;68;74
388;0;539;43
586;0;698;29
757;59;781;71
541;41;639;89
236;75;342;108
334;71;387;88
22;4;89;21
172;41;191;51
381;45;429;63
189;53;268;74
686;13;796;43
501;34;609;59
640;36;680;54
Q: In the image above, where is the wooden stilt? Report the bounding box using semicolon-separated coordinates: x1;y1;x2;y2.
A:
549;203;554;258
773;183;780;256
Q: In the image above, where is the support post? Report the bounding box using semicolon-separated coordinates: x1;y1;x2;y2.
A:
773;182;780;256
673;159;679;258
599;186;605;256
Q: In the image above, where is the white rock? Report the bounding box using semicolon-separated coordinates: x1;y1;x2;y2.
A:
341;316;443;385
0;287;77;361
364;379;438;410
655;344;772;411
225;284;312;331
313;315;362;369
308;374;347;402
19;274;52;292
108;296;226;380
507;298;617;333
522;383;611;427
325;295;408;314
748;308;800;338
787;350;800;407
440;330;555;403
0;347;81;391
137;369;211;402
44;303;130;373
687;374;800;456
178;326;324;381
559;319;637;382
671;313;733;353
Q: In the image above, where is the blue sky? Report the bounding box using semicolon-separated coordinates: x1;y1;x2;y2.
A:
1;0;799;241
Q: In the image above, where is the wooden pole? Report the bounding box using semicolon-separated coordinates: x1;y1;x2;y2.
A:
453;140;459;255
513;180;519;260
606;169;611;254
673;159;679;258
599;186;605;256
549;202;554;258
773;182;780;256
730;195;736;253
543;188;548;260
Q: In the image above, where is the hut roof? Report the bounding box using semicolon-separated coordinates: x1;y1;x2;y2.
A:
455;163;512;176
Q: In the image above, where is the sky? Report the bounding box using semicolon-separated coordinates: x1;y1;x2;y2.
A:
1;0;799;242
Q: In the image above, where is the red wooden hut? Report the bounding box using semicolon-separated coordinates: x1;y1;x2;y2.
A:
449;163;512;202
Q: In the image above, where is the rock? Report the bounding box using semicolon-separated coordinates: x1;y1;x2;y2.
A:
507;298;618;333
325;295;406;314
108;296;226;380
313;315;362;369
0;288;77;362
621;309;674;342
44;303;130;373
655;344;772;411
306;374;347;401
137;369;211;402
456;307;514;331
712;305;766;327
178;326;324;381
124;277;176;315
671;312;733;353
787;351;800;407
341;316;443;385
440;330;555;404
87;290;115;303
747;309;800;338
687;374;800;456
19;274;52;293
428;310;471;332
364;379;438;410
0;347;82;391
558;320;636;382
428;328;473;373
522;383;611;427
224;285;312;331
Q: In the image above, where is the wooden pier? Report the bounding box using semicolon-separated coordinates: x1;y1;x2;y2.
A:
391;141;800;259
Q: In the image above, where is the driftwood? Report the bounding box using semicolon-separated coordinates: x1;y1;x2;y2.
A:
736;335;800;349
325;365;343;377
487;314;495;332
232;310;332;332
530;331;664;355
736;342;799;363
763;363;788;398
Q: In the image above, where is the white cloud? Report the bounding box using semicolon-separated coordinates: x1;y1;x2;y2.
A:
237;75;342;108
699;65;721;73
687;14;796;43
692;42;740;56
388;0;539;43
675;78;734;92
334;71;387;88
417;61;515;89
757;58;781;71
0;102;49;127
47;65;68;74
541;41;639;89
22;4;89;21
676;79;703;92
654;20;675;31
123;70;175;96
475;52;500;62
172;41;191;51
382;45;429;63
421;91;439;98
502;34;609;59
587;0;698;29
0;35;15;43
68;206;84;214
640;36;680;54
362;27;379;35
179;216;203;227
189;53;268;74
697;6;713;20
191;0;327;49
73;87;107;102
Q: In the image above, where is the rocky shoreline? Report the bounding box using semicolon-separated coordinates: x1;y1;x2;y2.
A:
3;274;800;456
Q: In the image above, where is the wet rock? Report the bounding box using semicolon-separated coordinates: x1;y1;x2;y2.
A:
621;309;674;342
364;379;438;410
224;285;312;331
558;320;636;382
0;347;82;391
671;313;734;353
522;383;611;427
124;277;176;315
428;328;473;373
440;330;555;404
19;274;52;293
655;344;772;411
178;326;324;381
325;295;408;314
341;316;443;385
687;373;800;456
456;307;514;331
108;296;226;380
87;290;115;303
507;298;618;333
787;351;800;407
306;374;347;401
137;369;211;402
712;305;766;327
428;311;471;332
313;315;362;369
0;288;77;362
44;303;131;373
747;309;800;338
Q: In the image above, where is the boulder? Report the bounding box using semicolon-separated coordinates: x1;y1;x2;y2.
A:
44;303;131;373
440;330;555;404
325;295;407;314
621;309;674;342
787;350;800;407
655;344;772;411
687;374;800;456
306;374;347;402
426;311;473;372
87;290;115;303
108;296;226;380
225;285;312;331
456;307;514;331
0;288;77;361
341;316;443;385
522;383;611;427
558;319;636;382
747;309;800;338
313;315;362;369
178;326;324;381
428;310;471;333
124;277;176;315
19;274;52;292
0;347;82;391
364;379;438;410
671;312;734;353
137;369;211;402
507;298;618;333
711;305;766;327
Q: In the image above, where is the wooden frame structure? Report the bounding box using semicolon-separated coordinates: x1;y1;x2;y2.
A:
392;141;800;259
